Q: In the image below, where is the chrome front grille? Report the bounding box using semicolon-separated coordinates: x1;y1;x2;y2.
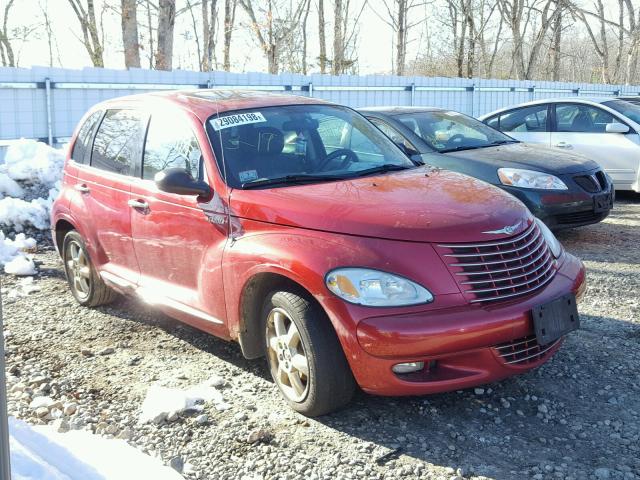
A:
494;335;560;365
437;221;557;304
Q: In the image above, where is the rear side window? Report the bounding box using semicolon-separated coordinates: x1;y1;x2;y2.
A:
71;111;102;164
497;105;549;132
91;109;146;176
370;119;419;152
143;117;202;180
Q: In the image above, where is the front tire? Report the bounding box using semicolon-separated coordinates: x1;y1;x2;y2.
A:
262;290;356;416
62;231;117;307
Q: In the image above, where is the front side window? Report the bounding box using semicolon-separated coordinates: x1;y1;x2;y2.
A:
143;117;202;180
71;111;102;164
91;109;146;176
497;105;549;133
555;104;615;133
395;110;516;153
369;118;422;154
602;100;640;125
207;105;414;188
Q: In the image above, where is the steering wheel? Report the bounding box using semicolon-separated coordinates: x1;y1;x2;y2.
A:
445;134;465;147
317;148;358;171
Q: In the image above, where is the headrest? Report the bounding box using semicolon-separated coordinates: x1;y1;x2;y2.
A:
239;126;284;155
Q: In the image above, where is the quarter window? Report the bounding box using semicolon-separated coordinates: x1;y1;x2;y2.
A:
370;119;419;153
498;105;549;132
71;111;102;164
143;117;202;180
555;104;615;133
91;109;146;176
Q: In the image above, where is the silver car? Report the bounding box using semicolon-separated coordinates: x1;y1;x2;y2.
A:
479;97;640;192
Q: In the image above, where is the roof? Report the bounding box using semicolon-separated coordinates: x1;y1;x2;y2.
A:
91;89;330;121
359;106;442;116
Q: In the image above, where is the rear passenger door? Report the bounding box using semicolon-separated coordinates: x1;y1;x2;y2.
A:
486;104;551;146
73;108;147;286
129;111;229;334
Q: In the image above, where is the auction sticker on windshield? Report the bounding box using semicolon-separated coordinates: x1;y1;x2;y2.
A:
212;112;266;130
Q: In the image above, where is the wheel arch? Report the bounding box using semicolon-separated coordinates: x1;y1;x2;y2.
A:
54;218;77;255
237;270;333;360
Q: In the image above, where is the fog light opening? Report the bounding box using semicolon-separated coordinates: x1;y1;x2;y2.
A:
392;361;425;374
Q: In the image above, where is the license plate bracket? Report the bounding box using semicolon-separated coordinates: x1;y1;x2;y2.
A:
593;192;613;213
532;294;580;346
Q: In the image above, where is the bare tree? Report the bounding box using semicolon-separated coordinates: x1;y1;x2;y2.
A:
0;0;16;67
201;0;218;71
155;0;175;70
223;0;237;71
373;0;429;75
331;0;367;74
67;0;104;67
239;0;307;74
301;0;312;74
121;0;141;68
318;0;328;73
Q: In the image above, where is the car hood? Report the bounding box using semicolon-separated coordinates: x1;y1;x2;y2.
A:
443;143;599;174
230;167;532;243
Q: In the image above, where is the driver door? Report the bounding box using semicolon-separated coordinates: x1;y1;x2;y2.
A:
129;111;229;333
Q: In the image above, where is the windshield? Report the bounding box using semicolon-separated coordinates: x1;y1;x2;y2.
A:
395;110;516;153
206;104;415;188
603;100;640;124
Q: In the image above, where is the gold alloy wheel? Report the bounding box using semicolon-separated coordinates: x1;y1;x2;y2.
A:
266;307;310;402
66;240;91;300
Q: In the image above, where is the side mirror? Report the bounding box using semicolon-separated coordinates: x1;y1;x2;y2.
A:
154;168;211;197
605;122;630;134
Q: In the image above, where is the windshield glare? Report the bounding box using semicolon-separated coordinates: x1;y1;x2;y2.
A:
396;110;516;153
603;100;640;124
207;104;414;188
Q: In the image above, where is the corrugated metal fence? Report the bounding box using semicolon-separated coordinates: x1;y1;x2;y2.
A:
2;65;640;159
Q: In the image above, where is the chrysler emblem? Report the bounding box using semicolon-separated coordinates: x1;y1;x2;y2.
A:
482;221;522;235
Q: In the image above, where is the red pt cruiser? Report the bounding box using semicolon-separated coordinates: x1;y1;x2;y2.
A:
51;91;586;416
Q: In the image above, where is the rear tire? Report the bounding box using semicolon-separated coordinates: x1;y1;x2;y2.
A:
262;290;356;416
62;230;117;307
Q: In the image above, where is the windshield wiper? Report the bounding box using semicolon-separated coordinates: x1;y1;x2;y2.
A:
345;163;414;178
242;174;346;189
439;144;491;153
488;139;518;146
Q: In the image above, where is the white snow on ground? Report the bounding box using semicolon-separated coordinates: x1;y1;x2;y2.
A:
9;417;184;480
0;139;65;275
139;376;229;424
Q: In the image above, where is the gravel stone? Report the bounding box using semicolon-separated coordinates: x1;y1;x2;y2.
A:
2;196;640;480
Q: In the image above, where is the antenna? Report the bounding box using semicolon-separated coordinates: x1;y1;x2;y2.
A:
211;89;233;233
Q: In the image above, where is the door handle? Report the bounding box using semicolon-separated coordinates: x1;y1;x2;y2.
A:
555;142;572;148
74;184;90;193
127;199;149;210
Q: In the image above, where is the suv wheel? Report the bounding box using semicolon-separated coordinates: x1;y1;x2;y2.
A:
262;290;356;416
62;231;117;307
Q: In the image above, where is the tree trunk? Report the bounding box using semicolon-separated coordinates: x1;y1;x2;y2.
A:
466;4;474;78
146;0;154;68
318;0;327;73
396;0;407;76
301;0;311;75
121;0;140;68
223;0;236;71
551;11;562;81
332;0;344;74
155;0;176;70
67;0;104;67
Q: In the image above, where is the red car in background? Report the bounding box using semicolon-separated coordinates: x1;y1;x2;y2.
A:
51;91;586;416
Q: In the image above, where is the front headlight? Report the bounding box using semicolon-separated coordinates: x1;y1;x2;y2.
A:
498;168;568;190
325;268;434;307
535;218;562;258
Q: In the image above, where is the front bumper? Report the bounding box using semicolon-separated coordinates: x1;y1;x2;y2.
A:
502;186;613;231
346;253;586;396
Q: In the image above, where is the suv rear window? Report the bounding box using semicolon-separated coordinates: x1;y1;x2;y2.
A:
71;111;102;164
91;109;146;176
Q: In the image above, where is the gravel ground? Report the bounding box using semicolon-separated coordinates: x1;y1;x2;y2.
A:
2;194;639;480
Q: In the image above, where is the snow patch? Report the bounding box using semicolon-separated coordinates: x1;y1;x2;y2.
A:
0;139;65;275
139;377;227;424
9;417;184;480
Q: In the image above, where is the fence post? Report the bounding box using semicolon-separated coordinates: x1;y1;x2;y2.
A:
470;83;476;116
0;285;11;480
308;82;313;98
410;82;415;106
45;78;53;146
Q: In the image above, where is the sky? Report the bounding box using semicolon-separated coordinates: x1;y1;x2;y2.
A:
9;0;411;74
